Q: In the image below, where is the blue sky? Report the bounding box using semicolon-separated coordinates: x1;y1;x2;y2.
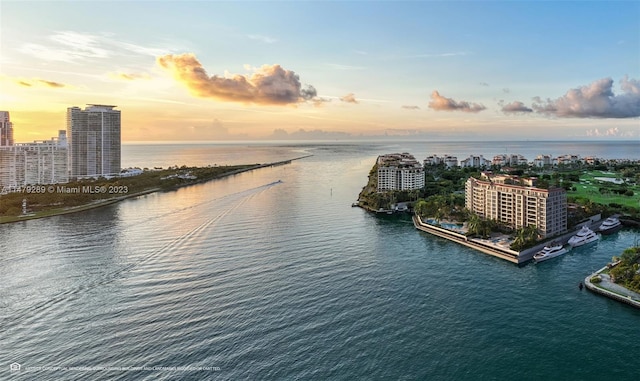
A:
1;1;638;141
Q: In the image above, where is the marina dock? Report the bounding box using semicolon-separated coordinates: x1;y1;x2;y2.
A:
412;214;621;265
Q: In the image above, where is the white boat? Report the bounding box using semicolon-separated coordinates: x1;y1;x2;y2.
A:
533;243;568;263
568;226;599;247
598;217;622;235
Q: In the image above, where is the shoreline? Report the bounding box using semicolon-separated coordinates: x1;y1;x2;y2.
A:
0;155;311;225
584;266;640;309
412;215;526;264
411;214;625;265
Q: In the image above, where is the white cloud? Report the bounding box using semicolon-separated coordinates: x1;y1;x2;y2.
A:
500;101;533;114
158;53;319;105
533;76;640;118
18;31;172;64
340;93;359;104
428;91;486;113
585;127;635;137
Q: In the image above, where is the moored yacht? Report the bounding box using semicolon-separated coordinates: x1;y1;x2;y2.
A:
533;242;568;263
598;217;622;235
568;225;600;247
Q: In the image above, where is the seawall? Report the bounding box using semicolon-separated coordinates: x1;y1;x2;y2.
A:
412;215;524;264
584;266;640;309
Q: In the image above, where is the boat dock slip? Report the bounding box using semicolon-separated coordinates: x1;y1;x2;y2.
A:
412;215;525;264
412;214;619;265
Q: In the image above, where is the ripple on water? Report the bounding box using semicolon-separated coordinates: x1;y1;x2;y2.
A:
2;143;640;381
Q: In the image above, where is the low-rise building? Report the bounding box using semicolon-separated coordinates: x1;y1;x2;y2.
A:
424;154;458;168
492;154;528;166
584;156;599;165
377;153;424;192
423;154;442;166
443;155;459;168
533;154;553;167
554;154;582;166
460;155;491;168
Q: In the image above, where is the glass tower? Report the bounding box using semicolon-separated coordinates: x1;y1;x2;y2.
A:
67;105;121;178
0;111;14;146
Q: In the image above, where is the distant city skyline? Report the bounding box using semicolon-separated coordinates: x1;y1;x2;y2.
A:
0;1;638;142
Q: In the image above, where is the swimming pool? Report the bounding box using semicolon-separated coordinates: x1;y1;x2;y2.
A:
425;219;464;231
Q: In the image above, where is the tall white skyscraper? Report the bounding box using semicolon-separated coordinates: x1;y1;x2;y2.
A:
0;111;14;146
67;105;121;178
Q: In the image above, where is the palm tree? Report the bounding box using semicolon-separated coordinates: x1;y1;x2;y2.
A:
479;219;492;238
434;207;444;225
511;227;529;250
414;200;428;217
467;214;481;236
523;224;539;243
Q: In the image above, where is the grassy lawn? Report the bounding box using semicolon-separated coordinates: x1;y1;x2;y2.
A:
567;170;640;208
0;199;122;224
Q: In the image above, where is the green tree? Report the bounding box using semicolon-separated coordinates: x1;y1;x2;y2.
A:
467;213;481;236
523;224;539;242
414;200;428;217
512;227;527;250
608;246;640;292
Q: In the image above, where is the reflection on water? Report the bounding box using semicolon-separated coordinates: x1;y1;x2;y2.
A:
1;142;640;381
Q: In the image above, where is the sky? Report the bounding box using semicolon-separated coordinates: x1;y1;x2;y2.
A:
0;0;639;142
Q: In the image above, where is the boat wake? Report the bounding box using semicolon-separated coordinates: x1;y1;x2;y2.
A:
0;181;282;333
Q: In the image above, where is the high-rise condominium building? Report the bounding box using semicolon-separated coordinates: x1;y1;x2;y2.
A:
67;105;121;178
377;153;425;192
465;173;567;238
0;130;68;187
0;111;14;146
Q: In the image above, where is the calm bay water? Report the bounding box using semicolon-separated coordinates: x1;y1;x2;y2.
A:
120;140;640;168
1;140;640;380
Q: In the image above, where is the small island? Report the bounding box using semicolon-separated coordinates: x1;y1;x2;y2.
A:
357;151;640;264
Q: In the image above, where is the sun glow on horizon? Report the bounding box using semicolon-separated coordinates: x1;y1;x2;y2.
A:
1;1;638;143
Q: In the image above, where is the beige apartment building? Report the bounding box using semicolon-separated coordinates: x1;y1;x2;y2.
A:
465;174;567;238
377;153;425;192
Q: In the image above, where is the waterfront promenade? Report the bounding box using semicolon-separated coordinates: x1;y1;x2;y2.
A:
412;214;623;265
412;215;524;264
584;267;640;309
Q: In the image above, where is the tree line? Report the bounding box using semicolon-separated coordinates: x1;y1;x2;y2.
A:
0;165;255;217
